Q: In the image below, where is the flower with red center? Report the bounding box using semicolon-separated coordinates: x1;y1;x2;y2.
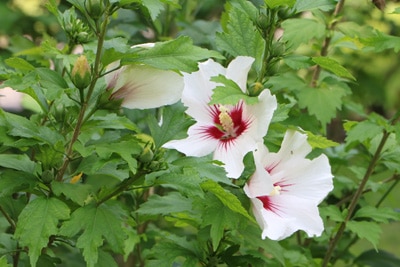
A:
244;130;334;240
105;43;184;109
163;56;277;178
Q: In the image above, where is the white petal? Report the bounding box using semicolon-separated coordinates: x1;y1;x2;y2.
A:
112;65;183;109
275;154;333;204
182;59;225;121
226;56;254;93
252;195;324;240
245;89;277;140
163;123;218;157
131;43;155;49
244;163;274;198
213;133;257;179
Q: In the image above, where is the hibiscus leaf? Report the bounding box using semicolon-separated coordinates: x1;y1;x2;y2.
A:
344;120;385;145
125;36;223;72
59;204;126;267
51;181;93;206
297;79;349;125
199;193;241;249
293;0;336;13
312;56;356;80
304;130;339;149
353;206;400;223
209;75;258;105
281;18;325;50
148;104;193;149
14;197;70;267
137;192;192;215
347;221;381;249
216;5;265;74
265;0;295;9
354;249;400;267
0;154;37;174
200;180;254;222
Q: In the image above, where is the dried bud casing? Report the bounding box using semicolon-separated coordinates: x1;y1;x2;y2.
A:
71;55;91;90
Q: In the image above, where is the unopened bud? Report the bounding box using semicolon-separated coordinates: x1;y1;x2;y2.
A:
85;0;105;19
257;13;270;31
41;170;54;184
71;55;91;90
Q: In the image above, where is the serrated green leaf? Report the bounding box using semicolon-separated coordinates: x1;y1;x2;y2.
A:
0;154;37;174
149;234;201;266
51;182;93;206
60;204;126;267
293;0;336;13
142;0;164;20
201;180;254;222
102;38;130;66
266;72;308;93
137;192;192;215
361;31;400;52
265;0;295;9
201;193;240;249
283;55;314;70
156;167;203;197
353;206;400;223
0;170;37;197
281;18;325;50
312;57;356;80
345;120;384;145
0;256;12;267
320;205;345;222
297;84;347;125
15;197;70;267
304;131;339;149
354;249;400;267
125;36;223;72
216;6;265;74
209;75;258;105
148;104;193;148
347;221;381;249
4;57;35;72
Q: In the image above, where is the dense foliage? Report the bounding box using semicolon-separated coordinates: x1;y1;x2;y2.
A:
1;0;400;266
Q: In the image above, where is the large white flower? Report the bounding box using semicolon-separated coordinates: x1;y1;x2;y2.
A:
244;130;334;240
163;56;277;178
105;43;184;109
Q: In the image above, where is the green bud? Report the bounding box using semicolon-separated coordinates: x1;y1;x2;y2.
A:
71;55;91;90
257;13;270;31
139;146;154;163
85;0;105;19
41;170;54;184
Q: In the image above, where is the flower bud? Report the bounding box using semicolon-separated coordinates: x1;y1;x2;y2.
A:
257;13;270;31
84;0;105;19
41;170;54;184
71;55;91;90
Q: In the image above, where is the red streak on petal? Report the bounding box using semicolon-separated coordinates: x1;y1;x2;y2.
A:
257;195;280;214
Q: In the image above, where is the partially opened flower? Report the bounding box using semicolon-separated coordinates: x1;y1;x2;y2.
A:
163;56;277;178
105;43;184;109
244;130;333;240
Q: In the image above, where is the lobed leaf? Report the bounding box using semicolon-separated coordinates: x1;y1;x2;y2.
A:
312;56;356;80
60;204;126;267
347;221;381;249
281;18;325;50
216;6;265;74
15;197;70;267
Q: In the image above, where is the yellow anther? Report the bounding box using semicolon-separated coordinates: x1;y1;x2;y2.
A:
218;105;235;137
270;185;282;196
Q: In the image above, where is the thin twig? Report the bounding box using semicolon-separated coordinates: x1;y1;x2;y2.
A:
310;0;345;87
322;129;390;266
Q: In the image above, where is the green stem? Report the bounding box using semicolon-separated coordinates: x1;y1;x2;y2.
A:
322;129;390;267
96;171;146;206
310;0;345;87
0;205;16;230
56;12;110;182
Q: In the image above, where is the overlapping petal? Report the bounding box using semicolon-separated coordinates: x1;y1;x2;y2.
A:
244;130;333;240
163;56;277;178
104;43;184;109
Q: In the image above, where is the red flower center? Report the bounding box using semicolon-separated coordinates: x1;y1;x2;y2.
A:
204;102;249;142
